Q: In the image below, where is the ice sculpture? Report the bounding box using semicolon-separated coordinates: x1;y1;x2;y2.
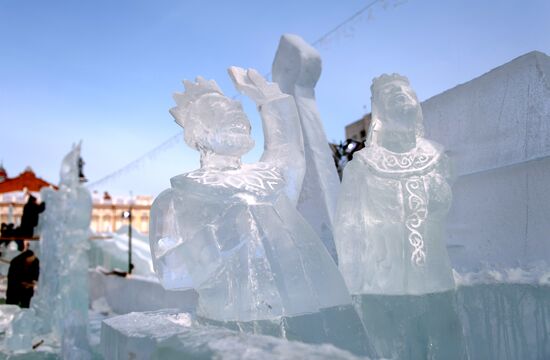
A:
31;142;93;357
334;74;465;359
272;34;340;262
149;68;372;355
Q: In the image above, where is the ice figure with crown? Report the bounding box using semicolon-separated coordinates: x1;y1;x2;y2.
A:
334;74;466;359
149;68;373;356
33;142;92;357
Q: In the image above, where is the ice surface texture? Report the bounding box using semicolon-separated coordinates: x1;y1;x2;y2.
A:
150;68;352;323
272;34;341;263
101;310;370;360
335;74;456;296
31;142;93;357
421;51;550;271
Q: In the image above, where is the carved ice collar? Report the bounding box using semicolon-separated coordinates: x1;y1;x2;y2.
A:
358;138;441;176
172;162;284;198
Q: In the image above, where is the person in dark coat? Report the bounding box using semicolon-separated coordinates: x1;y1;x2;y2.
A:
6;249;40;308
16;195;45;251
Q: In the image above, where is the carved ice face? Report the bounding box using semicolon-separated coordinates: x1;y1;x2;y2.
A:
186;94;254;157
376;80;421;129
211;98;255;156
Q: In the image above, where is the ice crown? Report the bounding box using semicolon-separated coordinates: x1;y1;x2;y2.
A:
371;73;410;95
170;76;224;127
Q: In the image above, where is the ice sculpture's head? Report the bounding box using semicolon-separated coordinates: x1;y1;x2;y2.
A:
170;77;255;158
60;141;81;188
371;74;422;133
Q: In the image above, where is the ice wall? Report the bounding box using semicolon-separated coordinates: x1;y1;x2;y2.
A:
456;281;550;360
272;34;341;262
421;51;550;271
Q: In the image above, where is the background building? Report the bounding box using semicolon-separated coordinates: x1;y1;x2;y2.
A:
90;191;152;234
345;113;372;143
0;165;152;234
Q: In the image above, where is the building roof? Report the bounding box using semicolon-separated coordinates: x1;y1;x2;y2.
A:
0;167;56;194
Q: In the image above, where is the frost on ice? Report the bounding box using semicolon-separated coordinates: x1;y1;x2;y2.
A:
272;34;341;262
149;68;372;355
334;74;466;359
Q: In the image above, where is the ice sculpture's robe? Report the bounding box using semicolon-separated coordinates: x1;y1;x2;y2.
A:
335;138;456;295
150;162;351;322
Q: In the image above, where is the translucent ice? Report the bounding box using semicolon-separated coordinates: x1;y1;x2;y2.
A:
334;74;456;296
149;68;372;355
0;305;21;335
334;74;465;358
4;309;35;352
101;310;370;360
31;142;93;357
272;34;341;262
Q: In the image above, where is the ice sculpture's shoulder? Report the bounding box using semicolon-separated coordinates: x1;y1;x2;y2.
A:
170;163;285;198
354;139;444;176
151;187;179;211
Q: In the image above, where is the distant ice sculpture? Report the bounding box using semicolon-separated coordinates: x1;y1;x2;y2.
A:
32;142;93;357
272;34;340;262
149;68;372;355
334;74;465;359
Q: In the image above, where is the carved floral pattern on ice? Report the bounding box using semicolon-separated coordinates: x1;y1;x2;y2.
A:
360;139;441;175
184;162;284;196
404;177;428;266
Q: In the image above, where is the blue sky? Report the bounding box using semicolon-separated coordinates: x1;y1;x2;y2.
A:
1;0;549;196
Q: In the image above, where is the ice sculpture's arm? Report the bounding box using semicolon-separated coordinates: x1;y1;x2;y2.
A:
272;33;341;221
229;67;305;204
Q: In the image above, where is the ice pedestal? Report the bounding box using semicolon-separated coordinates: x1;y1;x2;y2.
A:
196;304;372;356
100;310;369;360
355;291;466;360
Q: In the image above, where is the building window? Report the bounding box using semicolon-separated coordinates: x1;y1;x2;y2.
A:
140;215;149;233
102;215;112;232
